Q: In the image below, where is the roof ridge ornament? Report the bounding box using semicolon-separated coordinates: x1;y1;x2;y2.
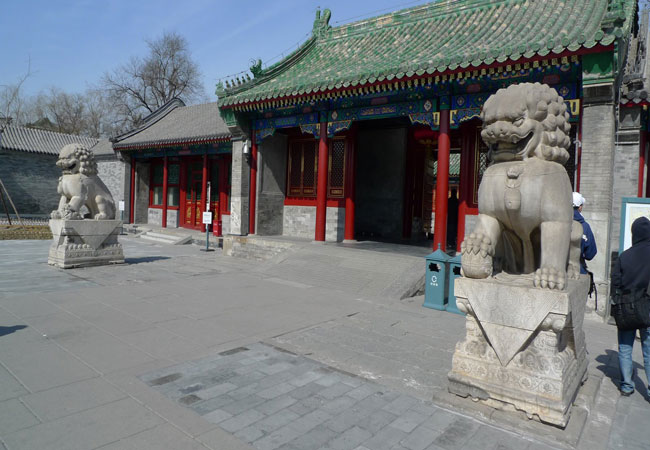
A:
313;7;332;38
250;59;263;78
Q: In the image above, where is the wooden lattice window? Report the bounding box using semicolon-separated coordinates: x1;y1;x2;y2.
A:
328;138;346;198
288;140;317;197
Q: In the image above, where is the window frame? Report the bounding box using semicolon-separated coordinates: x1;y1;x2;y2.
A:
148;158;180;210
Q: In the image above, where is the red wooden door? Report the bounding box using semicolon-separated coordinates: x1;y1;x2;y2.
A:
183;163;203;229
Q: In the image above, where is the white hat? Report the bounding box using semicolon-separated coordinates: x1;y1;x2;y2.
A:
572;192;585;207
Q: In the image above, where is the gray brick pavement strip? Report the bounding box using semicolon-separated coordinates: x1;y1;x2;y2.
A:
1;238;649;450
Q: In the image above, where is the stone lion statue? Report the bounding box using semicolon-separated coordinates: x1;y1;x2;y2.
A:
461;83;581;290
51;143;116;220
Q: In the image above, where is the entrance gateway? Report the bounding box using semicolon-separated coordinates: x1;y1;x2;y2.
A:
215;0;612;252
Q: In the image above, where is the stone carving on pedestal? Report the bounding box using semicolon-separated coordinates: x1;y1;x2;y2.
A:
48;143;124;268
448;83;589;427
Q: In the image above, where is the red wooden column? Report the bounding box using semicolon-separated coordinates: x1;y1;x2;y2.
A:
249;134;258;234
201;153;208;233
315;121;329;242
639;130;647;197
456;128;474;251
433;106;450;251
129;156;136;223
162;155;168;228
344;126;357;241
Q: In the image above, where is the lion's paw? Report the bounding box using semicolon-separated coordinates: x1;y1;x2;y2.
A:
51;210;62;219
533;266;567;290
566;262;581;280
460;232;494;279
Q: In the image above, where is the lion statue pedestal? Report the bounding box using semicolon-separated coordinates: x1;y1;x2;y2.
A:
47;143;124;269
48;219;124;268
447;83;588;428
448;275;589;427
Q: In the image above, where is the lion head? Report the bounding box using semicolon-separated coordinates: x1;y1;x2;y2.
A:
57;143;98;176
480;82;571;164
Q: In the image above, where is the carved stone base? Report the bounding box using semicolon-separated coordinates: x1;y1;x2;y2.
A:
48;219;125;269
448;275;589;427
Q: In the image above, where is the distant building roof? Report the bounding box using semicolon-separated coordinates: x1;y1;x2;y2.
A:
89;138;115;157
112;99;231;150
0;125;98;156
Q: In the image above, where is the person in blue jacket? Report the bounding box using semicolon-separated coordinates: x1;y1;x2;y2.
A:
573;192;597;274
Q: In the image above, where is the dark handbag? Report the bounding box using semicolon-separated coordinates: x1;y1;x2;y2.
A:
610;286;650;331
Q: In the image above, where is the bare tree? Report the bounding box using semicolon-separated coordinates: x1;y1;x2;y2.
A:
102;31;206;129
0;62;32;132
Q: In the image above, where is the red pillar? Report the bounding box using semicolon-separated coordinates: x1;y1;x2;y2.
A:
129;156;136;224
249;134;258;234
456;128;474;251
344;126;356;241
433;107;450;251
162;155;168;228
201;153;208;233
639;130;647;197
315;122;329;242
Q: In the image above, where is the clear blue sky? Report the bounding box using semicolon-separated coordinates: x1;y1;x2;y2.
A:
1;0;433;101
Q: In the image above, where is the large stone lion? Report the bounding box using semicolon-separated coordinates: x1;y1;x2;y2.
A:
51;143;116;220
461;83;581;290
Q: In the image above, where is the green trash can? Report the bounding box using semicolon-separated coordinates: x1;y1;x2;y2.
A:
446;253;465;315
423;245;449;311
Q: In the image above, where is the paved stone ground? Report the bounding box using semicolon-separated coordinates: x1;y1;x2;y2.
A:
140;343;538;450
0;237;648;450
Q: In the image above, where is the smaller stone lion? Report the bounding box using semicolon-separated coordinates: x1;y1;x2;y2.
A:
51;143;116;220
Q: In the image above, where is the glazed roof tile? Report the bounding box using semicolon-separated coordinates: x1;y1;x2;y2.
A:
113;99;230;149
0;125;98;155
219;0;636;107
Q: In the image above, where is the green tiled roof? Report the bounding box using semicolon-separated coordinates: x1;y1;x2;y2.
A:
218;0;636;108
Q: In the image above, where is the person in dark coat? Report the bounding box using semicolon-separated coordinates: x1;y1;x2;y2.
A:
572;192;597;274
611;216;650;396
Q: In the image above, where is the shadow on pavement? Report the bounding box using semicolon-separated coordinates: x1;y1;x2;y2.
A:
0;325;27;337
595;349;648;398
125;256;171;265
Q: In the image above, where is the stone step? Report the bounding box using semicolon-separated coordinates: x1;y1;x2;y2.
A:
139;231;192;245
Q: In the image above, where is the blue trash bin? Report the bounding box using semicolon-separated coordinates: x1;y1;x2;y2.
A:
446;253;465;315
423;245;449;311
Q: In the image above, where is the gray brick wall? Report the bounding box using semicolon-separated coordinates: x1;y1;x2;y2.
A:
97;158;125;205
0;150;60;216
147;208;179;228
283;205;345;241
134;162;150;224
230;139;250;235
579;98;616;284
610;137;641;253
257;134;287;236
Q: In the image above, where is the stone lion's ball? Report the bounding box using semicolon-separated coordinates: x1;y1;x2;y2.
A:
461;255;492;279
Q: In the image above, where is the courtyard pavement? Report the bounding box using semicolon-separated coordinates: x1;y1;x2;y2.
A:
0;237;648;450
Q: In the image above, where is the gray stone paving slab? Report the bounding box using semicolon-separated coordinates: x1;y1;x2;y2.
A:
0;364;29;402
20;376;127;422
0;398;40;435
2;398;164;450
94;423;210;450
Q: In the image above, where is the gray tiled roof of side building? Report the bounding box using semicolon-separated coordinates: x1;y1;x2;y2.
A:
113;100;231;149
89;138;115;157
0;125;98;155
